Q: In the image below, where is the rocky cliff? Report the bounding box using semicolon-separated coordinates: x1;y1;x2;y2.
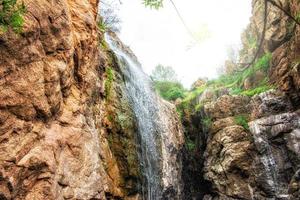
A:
181;0;300;199
0;1;184;200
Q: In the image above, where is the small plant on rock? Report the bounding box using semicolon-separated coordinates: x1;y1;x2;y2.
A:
202;117;212;129
234;115;249;131
104;67;114;99
0;0;26;34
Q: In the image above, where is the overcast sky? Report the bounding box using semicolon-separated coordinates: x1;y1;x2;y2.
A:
103;0;252;87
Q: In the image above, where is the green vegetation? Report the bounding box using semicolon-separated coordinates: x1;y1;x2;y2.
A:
182;85;206;103
185;137;196;152
195;102;204;112
240;84;272;97
107;114;114;122
202;117;212;129
296;12;300;22
234;115;249;131
176;53;273;122
151;65;186;101
154;81;185;101
117;112;131;130
143;0;163;9
179;53;272;106
0;0;26;34
98;18;107;33
207;53;272;96
104;67;114;99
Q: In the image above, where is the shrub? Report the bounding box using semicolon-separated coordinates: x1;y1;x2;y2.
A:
0;0;26;33
182;85;207;103
165;87;185;101
234;115;249;130
143;0;163;9
185;137;196;152
97;18;107;33
104;67;114;99
154;81;186;101
206;53;272;96
202;117;212;129
195;103;204;112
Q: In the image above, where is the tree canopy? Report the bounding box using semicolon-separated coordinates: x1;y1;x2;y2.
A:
150;64;178;82
150;65;186;101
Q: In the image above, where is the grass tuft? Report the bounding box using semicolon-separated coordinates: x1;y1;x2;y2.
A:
104;67;114;99
0;0;26;34
234;115;249;130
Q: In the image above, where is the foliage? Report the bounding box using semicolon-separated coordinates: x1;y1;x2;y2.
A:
202;117;212;129
154;81;185;101
241;85;273;97
296;12;300;22
181;85;206;103
234;115;249;131
176;53;273;123
151;64;179;82
151;65;186;101
98;18;107;33
143;0;163;9
207;53;272;96
195;103;204;112
185;137;196;152
0;0;26;34
104;67;114;99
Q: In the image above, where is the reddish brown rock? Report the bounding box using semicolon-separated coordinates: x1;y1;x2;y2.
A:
0;1;142;199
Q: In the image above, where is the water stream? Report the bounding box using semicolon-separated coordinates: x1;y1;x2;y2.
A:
105;34;164;199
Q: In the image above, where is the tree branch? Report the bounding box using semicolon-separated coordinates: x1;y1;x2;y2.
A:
267;0;300;26
239;0;268;72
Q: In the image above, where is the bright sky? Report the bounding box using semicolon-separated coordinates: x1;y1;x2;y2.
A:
105;0;252;88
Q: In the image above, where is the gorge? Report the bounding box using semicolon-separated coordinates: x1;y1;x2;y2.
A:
0;0;299;200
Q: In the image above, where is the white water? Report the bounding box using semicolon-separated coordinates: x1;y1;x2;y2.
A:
105;34;163;199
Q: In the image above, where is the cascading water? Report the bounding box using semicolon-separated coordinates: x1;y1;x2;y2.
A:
105;33;183;200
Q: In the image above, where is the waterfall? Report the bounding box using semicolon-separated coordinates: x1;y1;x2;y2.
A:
105;33;183;200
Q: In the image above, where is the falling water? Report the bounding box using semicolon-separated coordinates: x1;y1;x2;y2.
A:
105;34;164;199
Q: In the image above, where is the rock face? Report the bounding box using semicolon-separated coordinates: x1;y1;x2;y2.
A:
199;90;299;200
241;0;300;95
180;0;300;199
250;110;300;199
0;0;110;199
0;1;184;200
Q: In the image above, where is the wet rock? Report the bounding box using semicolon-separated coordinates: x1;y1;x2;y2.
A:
249;110;300;198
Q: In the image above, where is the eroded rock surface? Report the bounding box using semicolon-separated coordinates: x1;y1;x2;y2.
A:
250;110;300;199
0;0;112;199
0;1;184;200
